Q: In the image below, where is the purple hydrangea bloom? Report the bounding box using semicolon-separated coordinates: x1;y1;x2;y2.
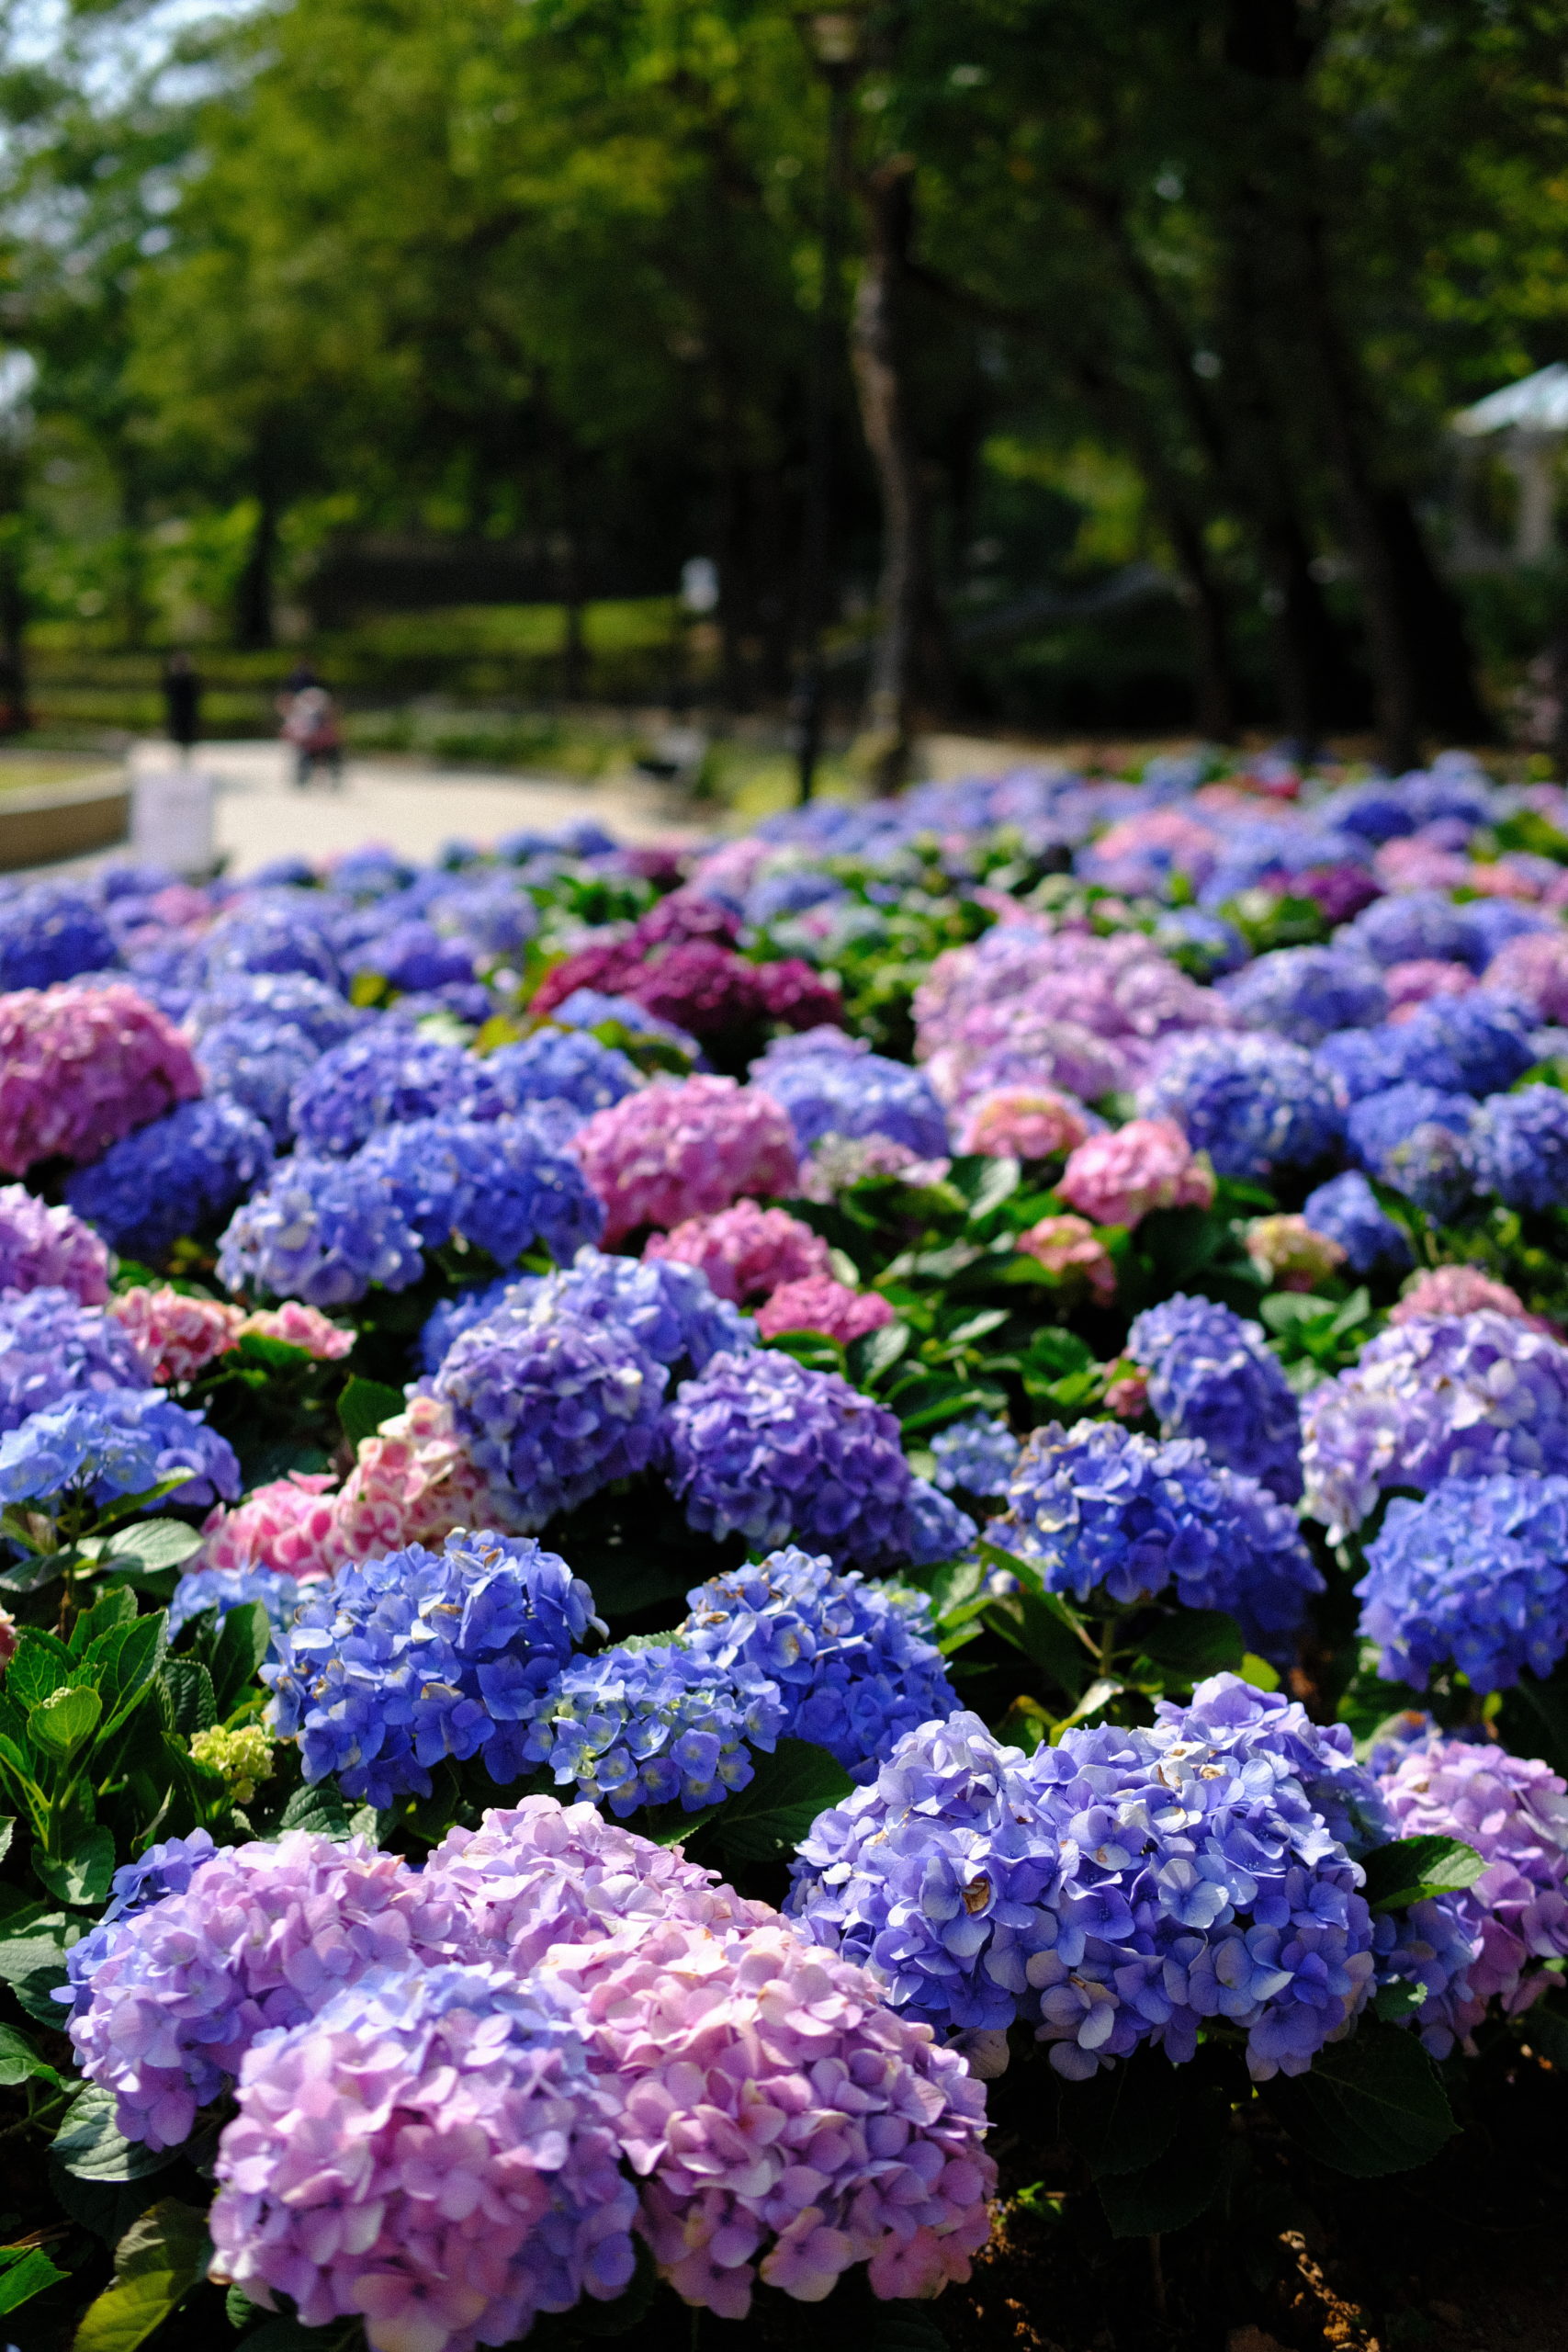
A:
680;1545;958;1781
1302;1311;1568;1537
1128;1293;1303;1503
1404;993;1538;1096
667;1349;917;1569
1342;891;1486;972
218;1153;425;1306
1355;1472;1568;1690
433;1306;669;1527
420;1244;753;1381
0;883;118;990
0;1386;240;1509
57;1830;220;2011
353;1114;604;1266
209;1962;637;2352
196;1014;321;1145
486;1027;641;1118
64;1097;275;1260
1220;945;1388;1046
931;1413;1021;1498
186;969;360;1051
0;1288;149;1430
1138;1032;1343;1179
524;1640;784;1814
990;1419;1321;1657
750;1039;949;1158
168;1562;305;1647
200;896;342;989
1345;1083;1476;1218
903;1474;979;1566
1302;1170;1413;1275
288;1028;503;1156
355;917;476;994
265;1530;599;1805
1470;1083;1568;1211
0;1186;110;1304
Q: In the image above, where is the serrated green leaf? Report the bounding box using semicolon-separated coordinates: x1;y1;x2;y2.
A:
693;1739;852;1867
70;1588;138;1658
1062;2047;1182;2177
1359;1836;1485;1911
0;2244;66;2315
277;1780;353;1839
7;1627;75;1713
849;1319;910;1386
52;2089;179;2185
160;1656;216;1736
1137;1609;1245;1684
1263;2023;1455;2177
106;1521;201;1575
98;1615;169;1739
28;1684;102;1761
338;1375;405;1448
35;1825;116;1910
209;1603;271;1717
73;2267;191;2352
236;1331;309;1370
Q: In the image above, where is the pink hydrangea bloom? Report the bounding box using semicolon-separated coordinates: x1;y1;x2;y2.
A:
1390;1265;1557;1334
197;1471;342;1580
537;1914;996;2318
573;1077;798;1243
1015;1215;1117;1305
1484;929;1568;1022
1057;1116;1214;1229
644;1199;829;1304
755;1276;895;1345
330;1394;525;1565
1245;1214;1347;1292
0;981;201;1173
0;1184;111;1303
1380;1735;1568;2052
1383;959;1477;1019
110;1285;245;1382
956;1087;1091;1161
239;1300;355;1359
1103;1370;1150;1419
796;1132;923;1202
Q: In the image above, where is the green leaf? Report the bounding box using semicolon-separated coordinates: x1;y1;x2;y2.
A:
0;2021;62;2088
338;1375;405;1448
0;2245;67;2315
861;2306;949;2352
160;1657;217;1736
209;1603;271;1717
35;1824;117;1910
1097;2086;1226;2236
695;1739;853;1867
235;1331;310;1371
106;1521;202;1575
1359;1836;1485;1911
1137;1609;1245;1685
111;2199;210;2285
98;1615;169;1739
71;1587;138;1657
28;1684;102;1762
1062;2047;1182;2177
964;1154;1021;1223
277;1779;354;1838
73;2267;195;2352
1521;1996;1568;2067
848;1319;910;1387
7;1627;76;1713
52;2088;180;2185
1263;2024;1455;2177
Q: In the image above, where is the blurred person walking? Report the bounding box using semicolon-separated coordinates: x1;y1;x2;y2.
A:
278;672;344;788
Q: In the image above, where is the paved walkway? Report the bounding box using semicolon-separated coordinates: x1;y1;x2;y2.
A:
129;739;711;876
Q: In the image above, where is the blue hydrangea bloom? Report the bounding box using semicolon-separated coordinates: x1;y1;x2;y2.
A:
433;1306;670;1528
745;869;849;927
486;1029;641;1118
680;1545;958;1781
902;1475;979;1566
668;1348;917;1570
1151;909;1249;980
1138;1032;1343;1179
265;1529;598;1807
1459;898;1556;966
424;876;537;956
0;884;118;990
168;1564;304;1648
58;1830;220;2009
1341;891;1486;972
0;1387;239;1509
749;1042;949;1158
418;1245;751;1379
217;1154;425;1307
990;1419;1320;1656
355;919;476;994
1404;993;1538;1097
0;1288;149;1430
522;1639;784;1815
1469;1083;1568;1211
1302;1170;1413;1274
1356;1472;1568;1690
1128;1293;1303;1503
195;1016;320;1145
288;1028;503;1156
200;896;342;989
64;1098;275;1261
185;971;359;1052
1345;1084;1476;1217
353;1114;604;1267
931;1413;1021;1498
548;989;702;1068
1220;945;1388;1046
1316;1023;1467;1108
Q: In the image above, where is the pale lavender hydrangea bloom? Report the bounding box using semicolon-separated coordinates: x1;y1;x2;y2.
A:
0;1186;110;1303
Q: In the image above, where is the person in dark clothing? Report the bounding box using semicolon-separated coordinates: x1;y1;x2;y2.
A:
162;651;201;760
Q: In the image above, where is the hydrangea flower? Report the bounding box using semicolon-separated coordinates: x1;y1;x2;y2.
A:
1470;1083;1568;1211
1015;1214;1117;1305
667;1348;916;1569
186;969;361;1051
1401;993;1538;1097
356;917;476;994
1484;928;1568;1022
0;1185;109;1303
1384;958;1476;1015
57;1828;220;2011
433;1306;669;1527
1057;1116;1214;1229
1355;1473;1568;1690
0;1287;149;1430
990;1419;1321;1657
1344;890;1483;971
1378;1734;1568;2053
196;1470;342;1580
485;1026;640;1117
188;1722;276;1804
168;1562;306;1646
931;1412;1021;1497
63;1832;465;2147
218;1153;425;1307
679;1546;957;1781
266;1531;599;1805
754;1274;895;1344
523;1639;784;1813
796;1131;928;1201
1345;1083;1476;1218
239;1299;355;1357
627;940;771;1037
0;981;201;1173
200;897;342;989
1138;1032;1343;1179
643;1199;829;1304
288;1028;502;1156
1127;1293;1303;1503
572;1076;798;1242
754;955;845;1030
354;1113;604;1267
196;1013;321;1144
64;1096;274;1261
1245;1213;1346;1290
329;1394;525;1566
750;1039;949;1158
109;1285;243;1382
1390;1265;1549;1329
1220;944;1388;1046
955;1087;1093;1160
1301;1170;1412;1275
0;1386;240;1509
1302;1311;1568;1536
208;1962;637;2352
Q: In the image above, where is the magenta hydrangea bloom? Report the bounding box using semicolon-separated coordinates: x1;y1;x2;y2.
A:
627;939;768;1036
0;1184;110;1303
0;981;201;1173
754;1275;895;1345
643;1197;829;1304
572;1076;798;1242
209;1962;637;2352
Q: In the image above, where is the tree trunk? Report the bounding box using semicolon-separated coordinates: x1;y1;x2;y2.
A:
234;477;277;651
0;447;30;735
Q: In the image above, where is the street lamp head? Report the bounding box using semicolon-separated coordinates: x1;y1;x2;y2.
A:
799;6;869;70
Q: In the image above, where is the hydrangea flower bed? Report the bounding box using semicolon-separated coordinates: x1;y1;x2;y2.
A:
6;750;1568;2347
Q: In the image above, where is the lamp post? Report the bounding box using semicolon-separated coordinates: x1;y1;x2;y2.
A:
790;8;865;803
